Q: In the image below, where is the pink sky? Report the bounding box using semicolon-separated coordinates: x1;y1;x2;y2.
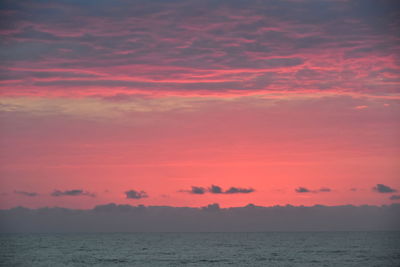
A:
0;0;399;208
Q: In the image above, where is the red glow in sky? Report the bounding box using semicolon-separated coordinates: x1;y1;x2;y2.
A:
0;0;399;208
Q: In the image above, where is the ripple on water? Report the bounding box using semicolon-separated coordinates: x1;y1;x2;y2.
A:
0;232;399;267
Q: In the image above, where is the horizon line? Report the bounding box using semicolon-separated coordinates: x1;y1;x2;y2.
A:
4;202;400;211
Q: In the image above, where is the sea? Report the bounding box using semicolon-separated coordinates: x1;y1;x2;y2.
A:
1;232;399;266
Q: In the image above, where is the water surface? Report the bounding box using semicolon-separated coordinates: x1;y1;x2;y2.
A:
1;232;399;266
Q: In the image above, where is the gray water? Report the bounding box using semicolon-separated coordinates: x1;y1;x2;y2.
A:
1;232;399;266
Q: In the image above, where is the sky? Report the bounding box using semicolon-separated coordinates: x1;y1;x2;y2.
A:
0;0;399;209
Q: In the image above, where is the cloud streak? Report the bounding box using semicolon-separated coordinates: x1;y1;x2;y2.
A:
224;187;255;194
185;186;207;195
390;195;400;201
183;185;255;195
51;190;96;197
125;190;148;199
373;184;397;193
295;187;332;193
0;0;398;98
14;191;38;197
209;185;223;194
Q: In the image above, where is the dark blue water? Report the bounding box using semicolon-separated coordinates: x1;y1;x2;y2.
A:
1;232;399;266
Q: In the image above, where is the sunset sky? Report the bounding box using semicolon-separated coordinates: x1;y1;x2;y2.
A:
0;0;399;209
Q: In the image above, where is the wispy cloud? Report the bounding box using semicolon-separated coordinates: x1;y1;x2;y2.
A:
51;189;96;197
186;186;207;195
295;187;311;193
0;0;398;98
208;185;223;194
389;195;400;201
319;188;332;192
224;187;255;194
14;190;38;197
373;184;397;193
295;187;332;193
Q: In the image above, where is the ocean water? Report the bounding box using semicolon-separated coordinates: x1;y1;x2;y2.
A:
1;232;399;266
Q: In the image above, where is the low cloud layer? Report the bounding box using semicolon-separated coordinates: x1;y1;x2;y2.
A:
295;187;332;193
390;195;400;201
125;190;148;199
51;190;95;197
184;185;255;195
209;185;223;194
0;204;399;233
319;188;331;192
295;187;311;193
14;191;38;197
224;187;254;194
189;186;207;195
373;184;397;193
